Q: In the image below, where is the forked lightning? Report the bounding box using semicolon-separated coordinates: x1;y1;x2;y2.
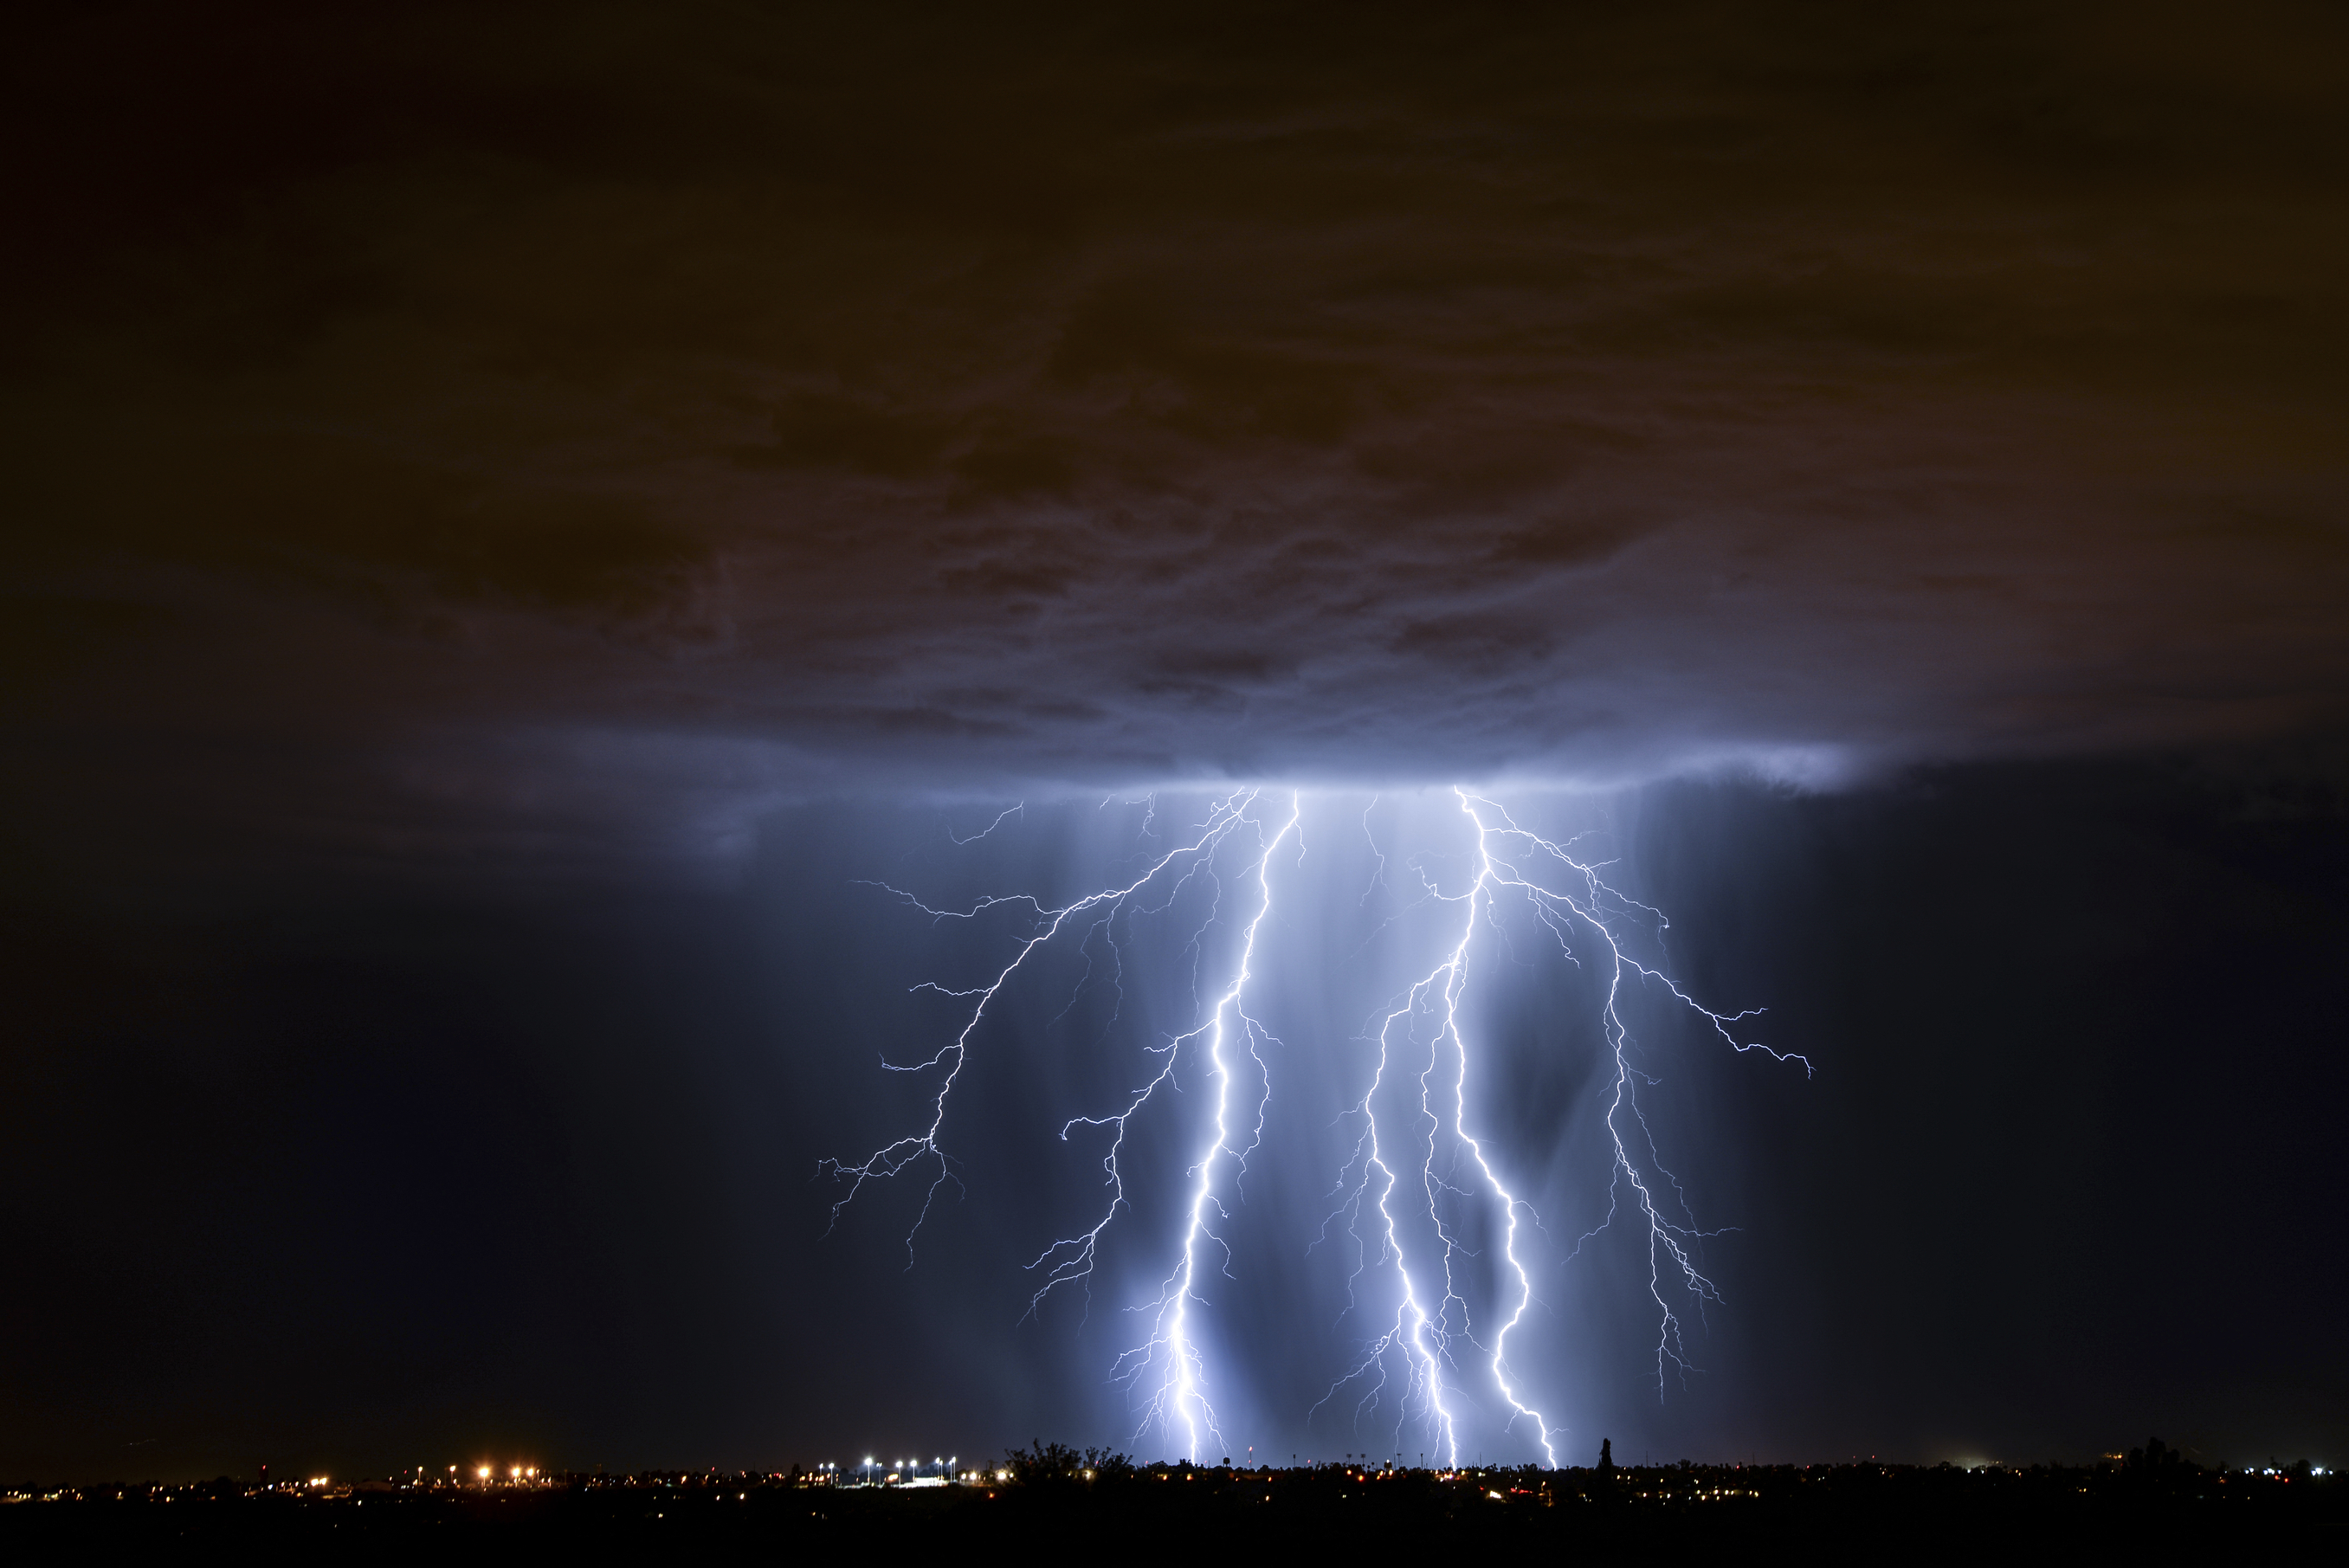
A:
825;789;1802;1462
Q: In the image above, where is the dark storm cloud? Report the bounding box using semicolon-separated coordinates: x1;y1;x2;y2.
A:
7;2;2346;865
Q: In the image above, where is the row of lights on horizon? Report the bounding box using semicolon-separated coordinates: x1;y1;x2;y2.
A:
813;1456;970;1482
269;1449;2344;1487
262;1467;539;1489
174;1455;2349;1494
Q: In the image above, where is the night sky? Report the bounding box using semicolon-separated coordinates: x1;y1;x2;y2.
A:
4;3;2346;1482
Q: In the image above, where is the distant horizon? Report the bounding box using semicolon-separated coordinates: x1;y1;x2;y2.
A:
16;1439;2338;1491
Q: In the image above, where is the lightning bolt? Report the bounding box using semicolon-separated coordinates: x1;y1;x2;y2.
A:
1109;790;1301;1461
1453;790;1808;1397
946;801;1024;845
819;791;1259;1260
1317;788;1805;1462
827;787;1802;1465
823;790;1303;1458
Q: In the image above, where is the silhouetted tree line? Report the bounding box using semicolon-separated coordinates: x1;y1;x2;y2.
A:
1003;1442;1136;1487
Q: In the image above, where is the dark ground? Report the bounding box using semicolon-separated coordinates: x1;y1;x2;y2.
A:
5;1461;2341;1565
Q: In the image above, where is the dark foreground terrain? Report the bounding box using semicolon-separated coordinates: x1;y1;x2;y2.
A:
6;1458;2340;1565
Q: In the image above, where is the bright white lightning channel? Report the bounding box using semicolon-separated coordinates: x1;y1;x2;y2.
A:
1315;789;1807;1466
823;788;1803;1462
